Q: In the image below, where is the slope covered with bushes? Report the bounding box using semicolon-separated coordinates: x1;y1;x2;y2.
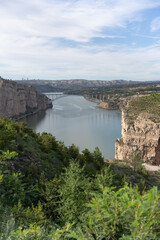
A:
0;118;160;239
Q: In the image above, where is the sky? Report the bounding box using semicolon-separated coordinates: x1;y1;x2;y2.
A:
0;0;160;81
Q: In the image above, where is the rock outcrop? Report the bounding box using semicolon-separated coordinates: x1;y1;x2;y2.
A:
0;78;52;119
115;103;160;165
98;101;118;110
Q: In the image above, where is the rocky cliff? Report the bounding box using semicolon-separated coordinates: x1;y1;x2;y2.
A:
0;78;52;119
115;94;160;165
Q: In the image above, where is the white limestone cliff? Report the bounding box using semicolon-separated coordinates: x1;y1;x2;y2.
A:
115;111;160;165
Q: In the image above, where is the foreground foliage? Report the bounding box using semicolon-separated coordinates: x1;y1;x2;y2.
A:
0;118;160;239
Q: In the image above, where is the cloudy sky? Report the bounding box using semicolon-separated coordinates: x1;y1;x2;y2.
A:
0;0;160;81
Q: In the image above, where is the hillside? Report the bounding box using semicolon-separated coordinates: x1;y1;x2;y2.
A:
0;118;160;239
16;79;139;93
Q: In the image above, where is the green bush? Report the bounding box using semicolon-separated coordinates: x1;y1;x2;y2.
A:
58;161;91;225
0;119;160;239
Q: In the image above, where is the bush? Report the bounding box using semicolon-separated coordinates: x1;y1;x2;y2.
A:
58;161;91;224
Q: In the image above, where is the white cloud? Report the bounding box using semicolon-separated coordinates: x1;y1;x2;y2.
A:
1;0;160;42
1;38;160;81
0;0;160;80
151;16;160;31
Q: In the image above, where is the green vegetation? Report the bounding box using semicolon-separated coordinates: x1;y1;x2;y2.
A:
0;118;160;239
126;93;160;123
66;81;160;100
65;81;160;111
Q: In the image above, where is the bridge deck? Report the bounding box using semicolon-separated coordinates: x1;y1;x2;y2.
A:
44;92;67;101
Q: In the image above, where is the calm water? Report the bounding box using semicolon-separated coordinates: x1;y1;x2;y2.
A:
22;95;121;159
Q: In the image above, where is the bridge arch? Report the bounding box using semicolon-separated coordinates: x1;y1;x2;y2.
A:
44;92;67;101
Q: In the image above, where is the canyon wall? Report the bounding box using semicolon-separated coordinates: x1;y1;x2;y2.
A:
0;78;52;119
115;111;160;165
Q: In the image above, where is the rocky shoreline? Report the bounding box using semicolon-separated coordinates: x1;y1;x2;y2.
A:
84;97;116;109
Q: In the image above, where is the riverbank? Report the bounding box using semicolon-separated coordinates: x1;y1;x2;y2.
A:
84;96;111;109
85;97;119;110
85;95;122;110
97;101;118;110
84;96;101;104
85;94;144;111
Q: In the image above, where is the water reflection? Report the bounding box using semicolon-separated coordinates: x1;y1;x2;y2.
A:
20;95;121;159
21;110;47;130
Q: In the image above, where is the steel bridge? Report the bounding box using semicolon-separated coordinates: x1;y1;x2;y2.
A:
44;92;68;101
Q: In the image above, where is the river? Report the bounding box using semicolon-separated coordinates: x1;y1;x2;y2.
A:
21;95;121;159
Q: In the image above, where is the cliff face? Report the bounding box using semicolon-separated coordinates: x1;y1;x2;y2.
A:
0;79;52;119
115;111;160;165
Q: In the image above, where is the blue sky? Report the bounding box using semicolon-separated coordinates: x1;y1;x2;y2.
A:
0;0;160;81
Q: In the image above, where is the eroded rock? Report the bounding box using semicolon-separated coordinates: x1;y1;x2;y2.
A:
115;111;160;165
0;78;52;119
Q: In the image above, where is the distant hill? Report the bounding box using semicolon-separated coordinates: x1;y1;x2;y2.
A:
15;79;139;93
